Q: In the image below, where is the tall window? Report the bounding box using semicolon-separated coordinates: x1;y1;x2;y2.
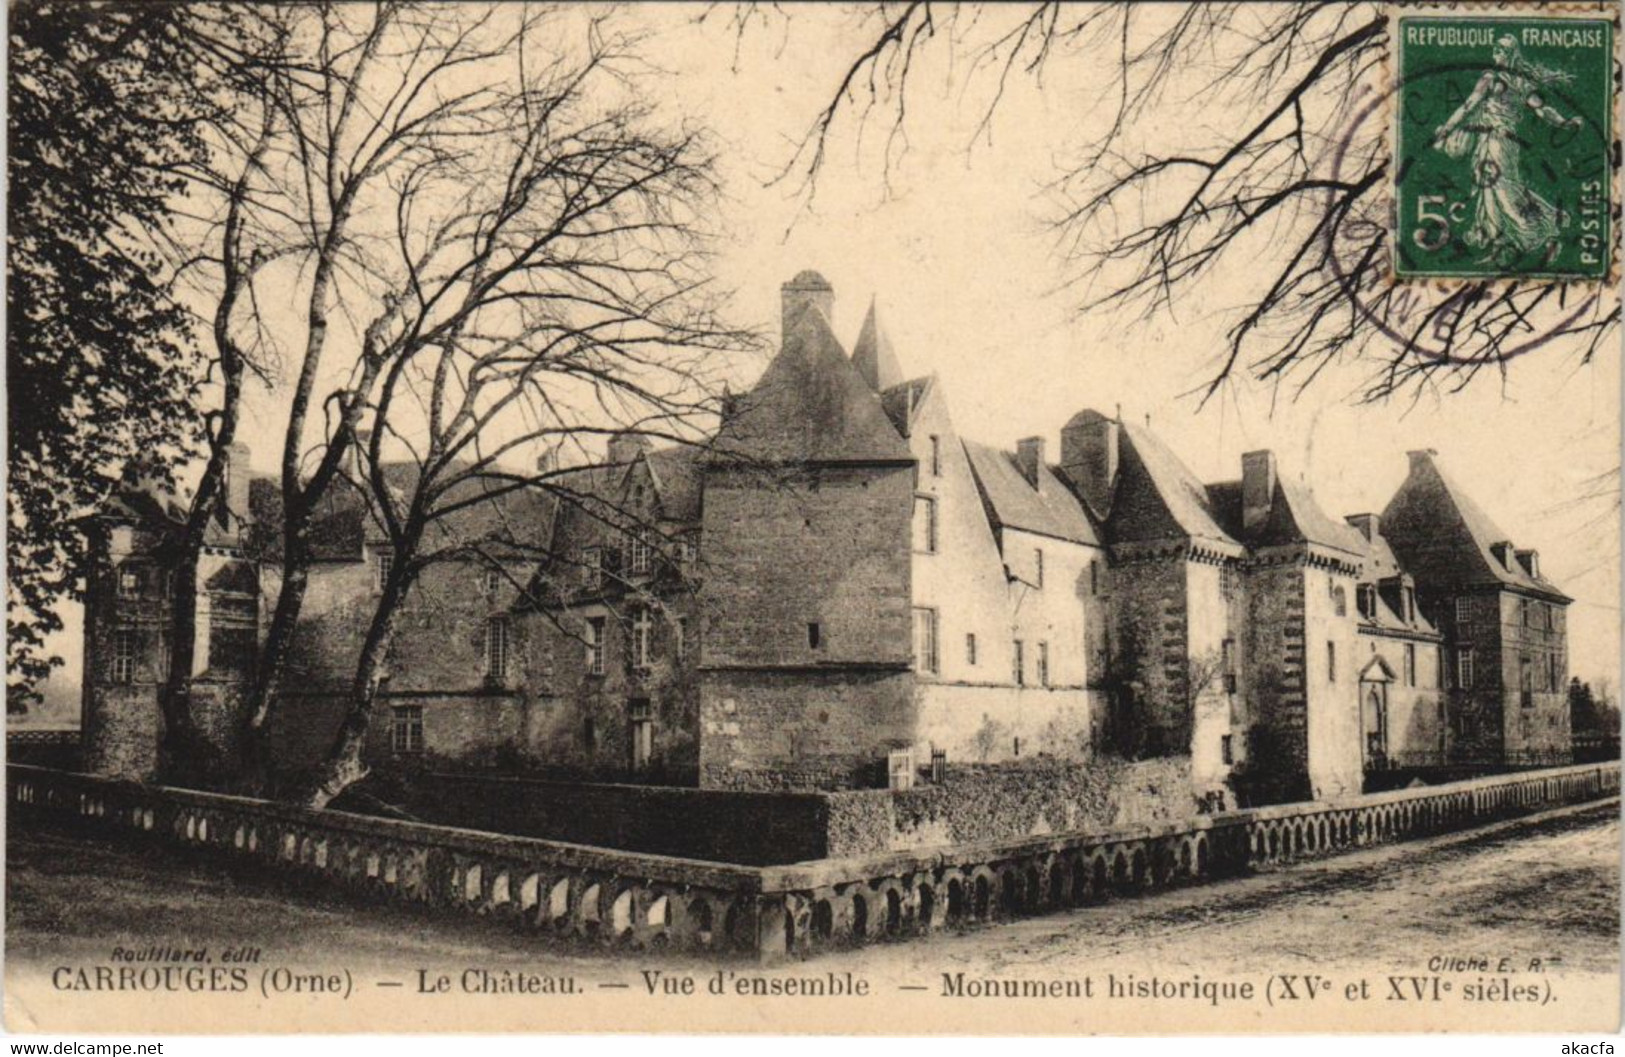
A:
1454;596;1471;624
1519;654;1533;708
1548;653;1560;693
484;617;511;679
965;633;977;666
929;434;941;476
1520;599;1530;627
1221;638;1237;694
675;617;688;663
1089;560;1099;596
112;628;137;684
586;618;606;676
584;546;604;589
1437;646;1446;689
1033;548;1045;588
391;706;424;754
1403;643;1416;687
631;608;653;669
374;549;393;592
1036;641;1050;687
912;607;939;674
1457;646;1475;690
1327;641;1337;683
628;537;652;576
1332;585;1347;617
913;495;938;553
1012;640;1026;687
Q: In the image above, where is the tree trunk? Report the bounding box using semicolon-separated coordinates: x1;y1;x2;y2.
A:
239;528;313;795
298;564;409;810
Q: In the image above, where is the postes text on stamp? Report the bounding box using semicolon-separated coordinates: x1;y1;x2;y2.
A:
1395;14;1614;280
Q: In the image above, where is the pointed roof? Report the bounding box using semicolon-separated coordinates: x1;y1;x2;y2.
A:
1104;422;1241;552
852;297;905;392
963;441;1100;546
880;375;933;437
713;303;912;465
1380;450;1569;601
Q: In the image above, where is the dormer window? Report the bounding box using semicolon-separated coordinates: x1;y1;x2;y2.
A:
1402;585;1416;623
628;537;652;576
1357;584;1376;620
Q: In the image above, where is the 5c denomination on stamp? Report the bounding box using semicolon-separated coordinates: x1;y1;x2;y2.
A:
1395;13;1614;280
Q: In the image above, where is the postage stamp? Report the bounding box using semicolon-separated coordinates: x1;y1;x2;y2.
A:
1394;13;1615;280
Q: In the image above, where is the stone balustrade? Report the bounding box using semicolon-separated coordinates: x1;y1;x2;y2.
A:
10;761;1616;961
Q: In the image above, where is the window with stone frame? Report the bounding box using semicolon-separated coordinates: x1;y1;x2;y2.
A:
1332;585;1347;617
1012;639;1026;687
912;607;939;674
112;628;137;684
1403;643;1416;687
1036;641;1050;687
1548;652;1560;693
484;617;511;680
1033;547;1045;588
912;495;938;554
586;617;606;676
390;705;423;755
1456;646;1475;690
631;608;653;669
1519;654;1533;708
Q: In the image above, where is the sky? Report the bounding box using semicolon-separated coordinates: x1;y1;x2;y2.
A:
27;3;1622;706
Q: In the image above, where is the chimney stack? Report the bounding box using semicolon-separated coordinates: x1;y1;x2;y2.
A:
1406;449;1439;475
1060;409;1120;519
217;440;253;540
1015;437;1045;490
1344;513;1379;541
1241;450;1277;533
781;270;834;338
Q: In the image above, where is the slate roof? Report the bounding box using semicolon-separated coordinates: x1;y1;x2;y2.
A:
714;304;913;465
852;298;906;392
1206;476;1365;555
644;446;703;523
1105;423;1240;550
963;440;1101;546
1380;451;1569;601
880;375;933;437
249;465;559;563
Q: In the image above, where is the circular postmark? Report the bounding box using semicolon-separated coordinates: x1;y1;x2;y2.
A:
1324;21;1614;367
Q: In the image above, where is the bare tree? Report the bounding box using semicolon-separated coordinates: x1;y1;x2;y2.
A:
261;10;743;807
723;2;1618;403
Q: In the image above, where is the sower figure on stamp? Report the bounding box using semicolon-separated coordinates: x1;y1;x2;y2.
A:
1431;35;1585;263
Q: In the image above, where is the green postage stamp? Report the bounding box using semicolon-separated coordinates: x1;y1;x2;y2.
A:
1395;13;1615;280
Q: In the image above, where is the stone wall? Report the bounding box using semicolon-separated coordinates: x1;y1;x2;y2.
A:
373;772;831;865
697;463;915;789
14;760;1615;962
822;756;1194;857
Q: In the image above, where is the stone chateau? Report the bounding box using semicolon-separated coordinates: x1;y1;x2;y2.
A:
81;270;1574;805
